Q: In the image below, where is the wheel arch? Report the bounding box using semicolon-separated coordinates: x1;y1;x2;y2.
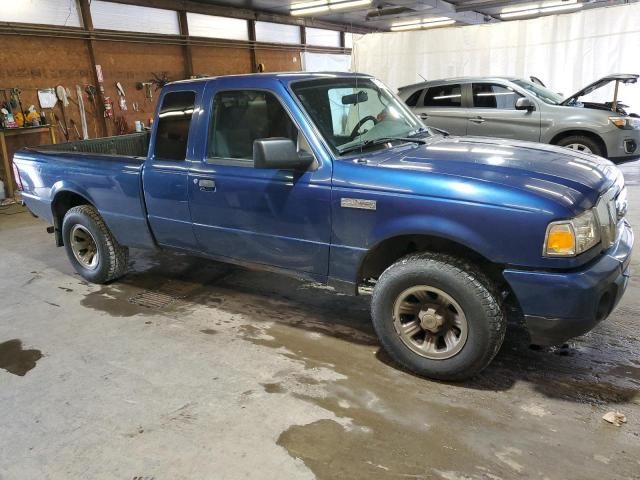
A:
357;233;505;288
51;187;95;246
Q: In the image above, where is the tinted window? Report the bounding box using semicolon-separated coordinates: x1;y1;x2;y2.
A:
208;90;298;161
405;89;424;107
423;84;462;107
154;91;195;161
472;83;522;109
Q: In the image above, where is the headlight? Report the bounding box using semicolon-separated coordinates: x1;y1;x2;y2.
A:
544;209;601;257
609;116;640;130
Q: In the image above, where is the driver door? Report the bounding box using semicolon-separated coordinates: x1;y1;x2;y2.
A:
188;86;332;276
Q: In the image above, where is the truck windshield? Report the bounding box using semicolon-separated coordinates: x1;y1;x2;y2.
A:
512;79;564;105
292;77;427;155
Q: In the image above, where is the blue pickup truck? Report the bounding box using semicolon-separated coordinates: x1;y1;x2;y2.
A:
13;73;633;380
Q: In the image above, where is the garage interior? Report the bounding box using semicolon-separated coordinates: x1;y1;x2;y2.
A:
1;1;639;479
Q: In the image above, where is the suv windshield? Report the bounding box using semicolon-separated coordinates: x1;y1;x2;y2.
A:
292;77;426;155
512;79;564;105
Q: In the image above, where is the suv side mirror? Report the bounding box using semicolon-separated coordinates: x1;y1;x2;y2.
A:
515;97;536;112
253;138;314;170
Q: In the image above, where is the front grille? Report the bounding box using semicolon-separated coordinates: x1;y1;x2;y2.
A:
595;186;625;248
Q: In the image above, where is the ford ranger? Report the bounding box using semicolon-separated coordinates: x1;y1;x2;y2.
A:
13;73;633;381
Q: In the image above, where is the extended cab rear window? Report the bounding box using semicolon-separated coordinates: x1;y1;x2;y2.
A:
154;91;196;161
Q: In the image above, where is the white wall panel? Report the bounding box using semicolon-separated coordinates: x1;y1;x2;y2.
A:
255;21;301;45
353;3;640;112
0;0;82;27
186;12;248;41
306;27;341;48
301;52;351;72
90;0;180;35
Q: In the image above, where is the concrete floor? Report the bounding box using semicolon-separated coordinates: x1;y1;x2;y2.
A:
1;161;639;480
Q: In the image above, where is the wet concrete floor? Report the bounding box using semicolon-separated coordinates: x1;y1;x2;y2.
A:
0;161;639;479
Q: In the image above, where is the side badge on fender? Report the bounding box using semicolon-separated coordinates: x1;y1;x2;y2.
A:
341;198;377;211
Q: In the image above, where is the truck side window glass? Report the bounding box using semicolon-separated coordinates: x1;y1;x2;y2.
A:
154;91;196;161
472;83;522;109
423;84;462;107
208;90;298;161
405;89;423;107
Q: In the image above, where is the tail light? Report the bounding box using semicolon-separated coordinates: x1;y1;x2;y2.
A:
12;162;24;192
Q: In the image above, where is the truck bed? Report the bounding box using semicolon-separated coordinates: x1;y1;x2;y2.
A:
13;133;155;250
38;132;149;157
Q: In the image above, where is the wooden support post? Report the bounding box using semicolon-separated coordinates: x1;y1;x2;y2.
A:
178;10;194;78
248;19;258;73
78;0;110;137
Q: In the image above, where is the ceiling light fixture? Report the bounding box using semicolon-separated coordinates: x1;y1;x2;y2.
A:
391;16;451;28
500;0;582;19
291;0;372;16
390;18;455;31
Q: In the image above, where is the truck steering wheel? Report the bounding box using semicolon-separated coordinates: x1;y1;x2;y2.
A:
349;115;379;140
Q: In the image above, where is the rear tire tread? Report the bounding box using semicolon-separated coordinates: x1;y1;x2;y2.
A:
63;205;128;283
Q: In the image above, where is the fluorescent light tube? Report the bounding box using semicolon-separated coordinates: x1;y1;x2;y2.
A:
390;19;455;31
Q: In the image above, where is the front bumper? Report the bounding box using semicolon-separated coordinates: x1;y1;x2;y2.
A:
503;220;633;345
603;128;640;162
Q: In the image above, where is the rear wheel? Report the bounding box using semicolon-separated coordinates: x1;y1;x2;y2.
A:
555;135;603;157
371;253;506;381
62;205;128;284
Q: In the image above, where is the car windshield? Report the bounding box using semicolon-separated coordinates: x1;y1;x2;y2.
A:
291;77;427;155
512;79;564;105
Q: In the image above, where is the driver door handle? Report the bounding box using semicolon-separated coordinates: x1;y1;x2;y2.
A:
197;178;216;192
419;113;429;120
469;116;485;124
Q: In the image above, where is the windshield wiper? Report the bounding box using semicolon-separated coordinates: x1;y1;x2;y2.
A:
338;136;427;155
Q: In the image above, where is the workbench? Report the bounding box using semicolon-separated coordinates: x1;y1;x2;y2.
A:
0;125;56;199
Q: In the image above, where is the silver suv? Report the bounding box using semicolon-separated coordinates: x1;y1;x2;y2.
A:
398;74;640;162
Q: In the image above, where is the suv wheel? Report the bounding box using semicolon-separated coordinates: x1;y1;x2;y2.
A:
371;253;506;381
555;135;603;157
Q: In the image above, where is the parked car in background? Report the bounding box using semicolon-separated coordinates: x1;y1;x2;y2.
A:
398;74;640;162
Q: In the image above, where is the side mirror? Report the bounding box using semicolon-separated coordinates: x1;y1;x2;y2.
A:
515;97;536;112
253;138;314;170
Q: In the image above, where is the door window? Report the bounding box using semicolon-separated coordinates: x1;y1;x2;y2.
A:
208;90;303;162
404;89;424;107
472;83;522;109
423;84;462;107
154;91;196;161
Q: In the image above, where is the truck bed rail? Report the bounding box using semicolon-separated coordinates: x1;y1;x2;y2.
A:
41;132;149;157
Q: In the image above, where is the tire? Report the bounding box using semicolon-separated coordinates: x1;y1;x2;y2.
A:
371;253;505;381
62;205;129;284
555;135;603;157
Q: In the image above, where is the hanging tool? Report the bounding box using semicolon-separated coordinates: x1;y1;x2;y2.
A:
76;85;88;139
116;81;128;111
53;112;68;140
85;85;99;138
55;85;70;141
70;119;82;139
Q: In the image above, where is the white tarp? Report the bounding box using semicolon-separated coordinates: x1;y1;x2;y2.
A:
301;52;352;72
353;3;640;113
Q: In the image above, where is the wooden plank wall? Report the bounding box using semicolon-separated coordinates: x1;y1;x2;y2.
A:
0;36;303;141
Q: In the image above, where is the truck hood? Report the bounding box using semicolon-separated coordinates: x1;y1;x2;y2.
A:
560;73;638;106
368;135;621;210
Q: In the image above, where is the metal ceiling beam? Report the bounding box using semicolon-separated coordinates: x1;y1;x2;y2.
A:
455;0;542;13
365;0;494;25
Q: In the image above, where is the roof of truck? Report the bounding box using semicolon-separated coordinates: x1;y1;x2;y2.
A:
168;72;372;86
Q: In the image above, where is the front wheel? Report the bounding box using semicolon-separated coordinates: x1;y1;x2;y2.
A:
555;135;603;157
371;253;505;381
62;205;129;284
